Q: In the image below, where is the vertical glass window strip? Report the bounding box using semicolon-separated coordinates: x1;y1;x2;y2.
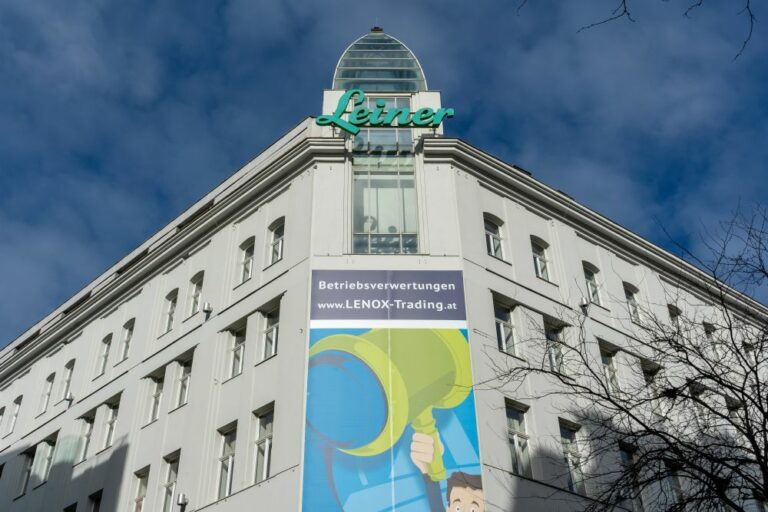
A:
177;362;191;407
532;241;550;280
97;335;111;376
218;428;237;499
61;360;75;401
17;451;34;496
79;417;94;462
133;470;149;512
583;265;601;306
39;439;55;482
662;461;683;503
240;239;255;283
162;456;179;512
619;447;644;512
545;326;565;374
189;273;204;316
560;424;586;495
269;222;284;265
624;285;640;323
8;396;22;434
643;367;662;416
0;408;4;432
40;373;55;413
506;404;532;478
148;377;164;423
104;404;118;448
230;329;246;378
262;308;279;361
494;302;516;355
88;490;103;512
120;320;135;361
668;304;681;329
484;218;503;259
254;409;274;483
601;350;620;395
164;290;178;334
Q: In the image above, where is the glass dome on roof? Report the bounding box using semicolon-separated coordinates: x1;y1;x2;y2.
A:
333;28;427;92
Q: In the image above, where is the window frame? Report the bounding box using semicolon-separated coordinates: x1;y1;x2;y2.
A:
239;237;255;284
268;219;285;265
163;289;179;334
483;214;504;260
583;262;601;306
217;426;237;499
39;373;55;414
254;407;274;484
96;334;112;377
229;328;246;378
176;361;192;408
119;319;135;362
61;359;75;402
494;300;517;356
161;453;180;512
505;401;532;478
560;422;586;495
624;283;641;323
133;468;149;512
148;376;164;424
261;308;280;362
188;271;204;317
531;237;551;281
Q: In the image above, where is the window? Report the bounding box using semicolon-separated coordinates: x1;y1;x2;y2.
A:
545;323;566;375
120;319;135;362
88;490;102;512
188;271;204;316
269;219;284;265
619;445;644;512
484;215;503;259
78;416;94;462
229;328;246;378
531;238;550;281
262;308;279;361
176;361;192;408
494;301;517;355
661;461;683;503
148;376;164;423
8;395;22;434
642;363;662;416
600;347;620;395
162;453;180;512
163;289;178;334
352;163;418;255
254;407;274;483
61;359;75;401
217;426;237;499
624;283;640;323
96;334;112;376
0;408;4;432
38;435;57;482
583;263;601;306
39;373;55;414
505;402;532;478
668;304;681;329
560;422;586;495
133;468;149;512
17;449;34;496
64;503;78;512
240;237;255;283
103;403;119;449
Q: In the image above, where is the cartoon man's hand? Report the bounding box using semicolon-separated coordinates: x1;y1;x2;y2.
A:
410;432;444;474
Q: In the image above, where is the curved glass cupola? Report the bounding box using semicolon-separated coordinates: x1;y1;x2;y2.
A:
333;27;427;92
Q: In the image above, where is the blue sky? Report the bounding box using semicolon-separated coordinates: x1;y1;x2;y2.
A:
1;0;766;346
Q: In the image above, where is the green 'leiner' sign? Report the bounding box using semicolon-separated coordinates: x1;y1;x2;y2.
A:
316;89;454;135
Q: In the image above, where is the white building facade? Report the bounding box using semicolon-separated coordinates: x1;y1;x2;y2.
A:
0;28;764;512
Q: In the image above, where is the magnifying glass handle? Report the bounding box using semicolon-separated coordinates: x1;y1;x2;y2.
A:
412;408;446;482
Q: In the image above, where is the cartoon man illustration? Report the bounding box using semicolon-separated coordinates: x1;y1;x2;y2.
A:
410;432;485;512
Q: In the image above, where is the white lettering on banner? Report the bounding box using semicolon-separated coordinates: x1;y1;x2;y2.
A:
317;280;456;292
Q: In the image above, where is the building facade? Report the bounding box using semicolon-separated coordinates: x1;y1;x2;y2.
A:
0;28;764;512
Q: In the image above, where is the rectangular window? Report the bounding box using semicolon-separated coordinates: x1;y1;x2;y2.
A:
624;285;640;323
254;408;274;483
148;376;164;423
120;319;135;362
96;335;111;376
532;240;550;280
38;436;57;482
642;364;662;416
240;238;255;283
61;360;75;401
668;304;681;329
164;290;178;334
560;423;586;495
161;454;180;512
78;416;94;462
176;361;192;408
619;446;644;512
352;158;418;255
230;328;246;378
506;402;532;478
188;272;204;316
64;503;78;512
8;395;22;434
545;324;566;375
217;427;237;499
269;221;285;265
17;450;34;496
103;403;119;449
494;301;516;355
662;461;683;503
0;408;4;432
600;348;620;395
88;490;102;512
133;469;149;512
484;218;503;259
40;373;55;414
262;308;279;361
583;265;601;306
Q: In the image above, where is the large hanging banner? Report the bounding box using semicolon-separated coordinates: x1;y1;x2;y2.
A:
302;270;485;512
